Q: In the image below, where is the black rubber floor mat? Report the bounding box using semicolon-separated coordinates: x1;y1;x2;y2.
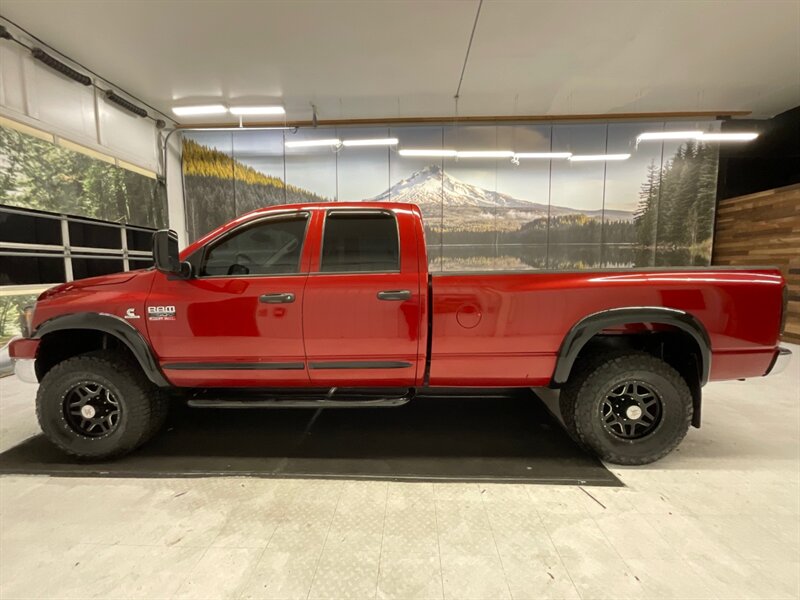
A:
0;391;621;486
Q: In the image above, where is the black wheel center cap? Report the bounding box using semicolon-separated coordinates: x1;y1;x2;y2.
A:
600;380;662;440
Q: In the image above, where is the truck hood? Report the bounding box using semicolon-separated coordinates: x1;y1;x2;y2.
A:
37;270;148;302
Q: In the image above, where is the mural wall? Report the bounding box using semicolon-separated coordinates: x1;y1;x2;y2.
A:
0;124;167;229
0;122;165;343
182;121;720;270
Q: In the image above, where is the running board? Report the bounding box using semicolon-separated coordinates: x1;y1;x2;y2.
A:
187;394;412;409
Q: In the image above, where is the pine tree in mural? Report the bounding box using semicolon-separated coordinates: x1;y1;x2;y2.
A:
181;138;328;239
635;161;661;249
633;141;719;265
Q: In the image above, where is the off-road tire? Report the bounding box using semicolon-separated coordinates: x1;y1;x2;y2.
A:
558;351;625;446
559;352;693;465
36;352;163;459
140;389;170;444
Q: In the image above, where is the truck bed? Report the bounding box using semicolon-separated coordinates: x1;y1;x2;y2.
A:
428;266;784;386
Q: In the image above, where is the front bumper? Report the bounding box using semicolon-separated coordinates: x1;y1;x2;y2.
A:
765;347;792;376
13;359;38;384
8;338;39;384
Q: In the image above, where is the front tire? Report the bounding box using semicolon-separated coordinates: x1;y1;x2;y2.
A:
36;352;165;459
559;352;693;465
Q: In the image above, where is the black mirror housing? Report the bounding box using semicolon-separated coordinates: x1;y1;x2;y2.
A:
152;229;191;278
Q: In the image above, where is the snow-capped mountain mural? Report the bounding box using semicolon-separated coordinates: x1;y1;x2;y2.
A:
373;164;635;222
180;123;718;271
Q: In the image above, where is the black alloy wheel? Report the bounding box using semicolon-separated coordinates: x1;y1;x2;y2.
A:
36;351;168;459
63;382;122;437
600;380;662;440
558;351;693;465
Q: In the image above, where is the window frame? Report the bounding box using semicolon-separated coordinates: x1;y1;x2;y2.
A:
196;211;311;279
317;209;401;275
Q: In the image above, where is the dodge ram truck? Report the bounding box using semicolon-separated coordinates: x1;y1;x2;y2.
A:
9;202;792;464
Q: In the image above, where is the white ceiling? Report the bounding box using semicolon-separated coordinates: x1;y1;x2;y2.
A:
2;0;799;124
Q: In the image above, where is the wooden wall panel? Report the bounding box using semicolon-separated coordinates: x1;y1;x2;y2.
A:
713;183;800;344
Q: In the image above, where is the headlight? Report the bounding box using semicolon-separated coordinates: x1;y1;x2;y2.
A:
19;305;35;338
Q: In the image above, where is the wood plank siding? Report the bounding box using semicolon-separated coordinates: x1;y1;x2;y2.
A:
713;183;800;344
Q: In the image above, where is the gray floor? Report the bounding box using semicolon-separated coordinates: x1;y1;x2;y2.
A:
1;345;798;600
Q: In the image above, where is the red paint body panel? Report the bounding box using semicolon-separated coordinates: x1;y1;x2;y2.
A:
24;202;786;389
31;270;155;343
429;269;784;386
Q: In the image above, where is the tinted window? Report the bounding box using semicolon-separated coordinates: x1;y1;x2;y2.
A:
202;215;308;277
71;258;124;279
0;255;66;285
0;210;62;245
126;228;154;252
320;212;399;272
69;221;122;249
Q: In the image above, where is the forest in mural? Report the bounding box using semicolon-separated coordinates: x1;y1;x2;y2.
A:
183;138;326;238
0;125;166;229
182;123;719;271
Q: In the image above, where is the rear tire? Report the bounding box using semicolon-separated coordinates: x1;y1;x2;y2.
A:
36;352;165;459
559;352;692;465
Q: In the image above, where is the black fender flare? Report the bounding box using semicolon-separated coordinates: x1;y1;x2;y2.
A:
33;312;170;387
552;307;712;387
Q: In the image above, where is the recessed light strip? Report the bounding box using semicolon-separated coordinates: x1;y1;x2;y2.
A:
514;152;572;159
698;132;759;141
341;138;399;147
456;150;515;158
569;154;631;162
637;131;703;142
172;104;227;116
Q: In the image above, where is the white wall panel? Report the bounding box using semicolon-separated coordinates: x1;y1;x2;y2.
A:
25;55;96;140
97;97;158;171
0;44;27;113
0;33;161;174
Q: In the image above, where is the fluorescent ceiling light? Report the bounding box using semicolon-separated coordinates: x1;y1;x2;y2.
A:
637;131;703;142
456;150;515;158
698;132;758;141
513;152;572;159
341;138;399;147
569;154;631;162
285;138;341;148
398;149;457;157
172;104;227;116
229;105;285;116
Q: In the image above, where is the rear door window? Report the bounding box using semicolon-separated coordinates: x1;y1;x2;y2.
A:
320;212;399;273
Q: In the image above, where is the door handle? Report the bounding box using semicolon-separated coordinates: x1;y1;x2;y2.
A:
377;289;411;301
259;293;295;304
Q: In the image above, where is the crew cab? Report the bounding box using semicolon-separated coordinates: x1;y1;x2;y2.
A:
9;202;792;464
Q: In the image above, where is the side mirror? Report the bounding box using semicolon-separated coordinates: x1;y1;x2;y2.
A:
152;229;191;279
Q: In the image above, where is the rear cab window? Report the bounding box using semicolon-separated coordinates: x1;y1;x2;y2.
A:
320;211;399;273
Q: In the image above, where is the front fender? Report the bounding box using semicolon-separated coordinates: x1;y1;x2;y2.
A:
33;312;169;387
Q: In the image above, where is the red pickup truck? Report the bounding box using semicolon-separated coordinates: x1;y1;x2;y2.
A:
10;202;791;464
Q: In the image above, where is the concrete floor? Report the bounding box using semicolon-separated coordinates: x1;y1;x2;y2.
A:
0;345;798;600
